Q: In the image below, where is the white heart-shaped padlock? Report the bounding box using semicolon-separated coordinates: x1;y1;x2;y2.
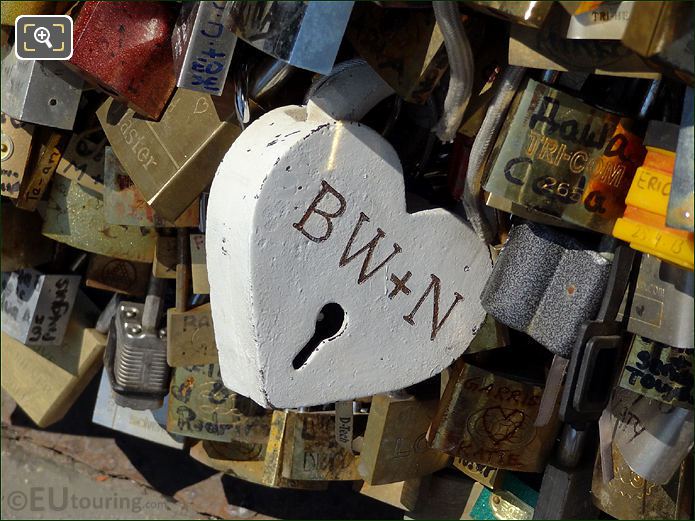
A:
207;62;492;407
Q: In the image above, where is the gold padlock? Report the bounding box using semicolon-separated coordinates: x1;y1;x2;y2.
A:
468;1;553;28
279;409;362;482
85;254;151;297
508;4;661;79
14;127;66;211
103;147;199;228
166;303;218;367
592;445;693;520
1;295;104;428
429;359;561;473
97;85;241;223
453;458;505;490
167;363;272;444
357;481;411;510
190;439;329;490
153;235;178;280
484;78;646;234
0;1;71;26
42;176;157;263
359;393;450;485
55;125;107;194
462;477;537;520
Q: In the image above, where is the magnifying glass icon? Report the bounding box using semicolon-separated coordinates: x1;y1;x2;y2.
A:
33;26;53;49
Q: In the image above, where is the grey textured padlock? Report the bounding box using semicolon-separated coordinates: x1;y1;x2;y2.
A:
480;222;612;357
1;48;83;130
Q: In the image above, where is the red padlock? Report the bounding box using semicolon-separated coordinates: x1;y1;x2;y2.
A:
68;1;177;119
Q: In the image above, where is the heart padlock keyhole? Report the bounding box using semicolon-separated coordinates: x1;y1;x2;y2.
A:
292;303;345;369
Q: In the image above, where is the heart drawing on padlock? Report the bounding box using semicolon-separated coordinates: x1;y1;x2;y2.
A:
207;78;492;407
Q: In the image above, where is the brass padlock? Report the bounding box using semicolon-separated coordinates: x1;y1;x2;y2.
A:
0;294;104;428
55;124;107;194
97;85;240;223
85;254;152;297
453;458;505;490
103;147;199;228
608;387;693;486
166;303;218;367
357;481;411;511
189;439;328;490
14;127;66;211
153;235;178;279
462;474;538;520
508;4;661;79
278;409;362;482
483;78;646;234
564;1;635;41
467;1;553;28
42;176;157;263
592;444;693;520
358;393;449;485
0;1;70;26
429;357;561;473
167;363;272;443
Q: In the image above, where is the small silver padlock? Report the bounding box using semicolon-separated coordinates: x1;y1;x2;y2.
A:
105;276;170;411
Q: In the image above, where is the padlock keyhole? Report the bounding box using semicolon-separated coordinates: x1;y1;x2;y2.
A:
292;303;345;369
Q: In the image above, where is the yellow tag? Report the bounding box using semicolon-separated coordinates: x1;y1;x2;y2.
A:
624;167;673;216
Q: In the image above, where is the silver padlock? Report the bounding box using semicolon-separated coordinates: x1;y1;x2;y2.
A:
105;276;170;411
172;1;237;96
667;87;694;232
621;253;694;350
1;46;83;130
226;1;354;74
